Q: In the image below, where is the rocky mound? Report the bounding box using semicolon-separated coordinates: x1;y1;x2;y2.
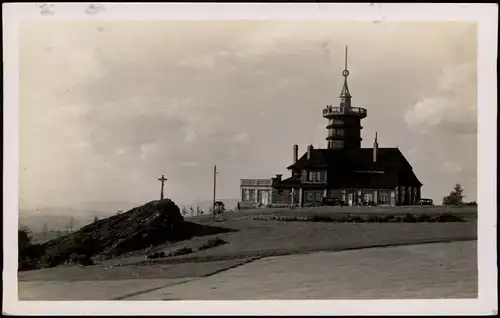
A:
20;199;236;271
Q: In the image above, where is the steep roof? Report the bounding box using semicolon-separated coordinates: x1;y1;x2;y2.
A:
327;171;400;189
280;147;422;189
287;148;412;171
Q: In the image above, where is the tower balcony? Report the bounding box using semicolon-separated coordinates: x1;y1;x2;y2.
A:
322;105;367;119
326;135;362;141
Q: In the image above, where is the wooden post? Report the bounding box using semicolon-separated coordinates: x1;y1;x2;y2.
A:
213;165;218;218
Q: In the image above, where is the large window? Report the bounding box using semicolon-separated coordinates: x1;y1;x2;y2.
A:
249;189;255;201
243;189;250;201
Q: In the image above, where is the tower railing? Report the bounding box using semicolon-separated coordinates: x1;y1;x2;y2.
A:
322;105;367;118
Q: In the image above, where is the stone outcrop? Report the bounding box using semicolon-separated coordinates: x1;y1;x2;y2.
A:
23;199;235;270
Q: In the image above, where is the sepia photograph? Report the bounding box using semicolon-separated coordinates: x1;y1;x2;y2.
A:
3;3;497;316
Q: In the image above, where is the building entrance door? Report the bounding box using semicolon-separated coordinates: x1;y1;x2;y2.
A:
348;193;353;206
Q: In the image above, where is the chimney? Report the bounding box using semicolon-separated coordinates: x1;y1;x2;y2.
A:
293;144;298;163
307;144;313;160
373;132;378;162
275;174;282;182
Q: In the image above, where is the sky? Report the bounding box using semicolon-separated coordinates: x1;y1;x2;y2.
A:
18;20;477;210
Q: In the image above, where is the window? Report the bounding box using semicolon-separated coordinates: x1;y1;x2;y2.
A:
307;171;324;182
308;171;315;182
379;192;390;204
316;171;323;181
331;140;344;149
243;189;250;201
334;129;345;136
328;129;345;137
249;189;255;201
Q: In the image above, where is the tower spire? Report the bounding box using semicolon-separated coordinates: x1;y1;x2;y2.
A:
339;45;351;108
323;45;366;150
345;45;348;70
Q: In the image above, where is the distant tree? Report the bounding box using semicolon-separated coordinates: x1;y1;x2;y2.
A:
42;223;48;235
93;216;99;223
67;216;75;232
189;206;195;215
181;206;188;216
196;206;201;217
442;183;465;206
18;226;32;251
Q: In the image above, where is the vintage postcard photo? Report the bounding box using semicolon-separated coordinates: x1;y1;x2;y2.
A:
3;3;498;316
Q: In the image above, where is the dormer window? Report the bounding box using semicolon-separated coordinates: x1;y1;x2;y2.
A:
308;171;315;181
307;171;324;182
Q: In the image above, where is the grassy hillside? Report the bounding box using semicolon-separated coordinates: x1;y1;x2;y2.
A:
107;205;477;267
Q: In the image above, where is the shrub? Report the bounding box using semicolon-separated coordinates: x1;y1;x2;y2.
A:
463;201;477;206
434;213;464;223
23;243;45;260
172;247;193;256
67;253;94;266
416;214;432;223
198;237;227;251
311;215;332;222
403;213;418;223
385;215;397;222
377;216;389;223
336;216;348;223
146;251;165;259
351;216;365;223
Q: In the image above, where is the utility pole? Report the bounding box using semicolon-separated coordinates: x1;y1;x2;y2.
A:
158;174;168;200
213;165;218;216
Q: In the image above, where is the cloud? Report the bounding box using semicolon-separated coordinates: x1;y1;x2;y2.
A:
233;132;250;143
404;62;476;135
443;161;463;173
180;162;200;167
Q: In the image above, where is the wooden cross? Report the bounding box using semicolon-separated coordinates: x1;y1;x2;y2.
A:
158;174;167;200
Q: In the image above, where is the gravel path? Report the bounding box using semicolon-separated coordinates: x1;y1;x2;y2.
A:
125;241;477;300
